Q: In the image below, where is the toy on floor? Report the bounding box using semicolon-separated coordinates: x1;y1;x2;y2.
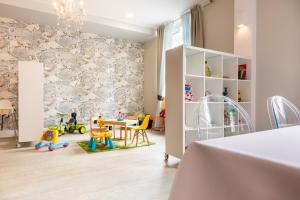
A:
35;126;69;151
65;112;87;134
48;112;69;136
88;128;115;152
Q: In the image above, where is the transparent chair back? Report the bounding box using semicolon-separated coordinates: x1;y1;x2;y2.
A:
185;95;254;145
267;96;300;129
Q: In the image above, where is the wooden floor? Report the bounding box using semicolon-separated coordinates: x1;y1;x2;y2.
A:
0;131;179;200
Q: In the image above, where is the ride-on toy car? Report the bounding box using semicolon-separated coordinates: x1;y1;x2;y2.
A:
47;112;69;136
65;112;86;134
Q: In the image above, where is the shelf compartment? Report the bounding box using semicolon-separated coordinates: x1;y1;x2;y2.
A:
198;103;224;129
185;103;200;131
238;58;251;80
223;79;238;101
239;102;252;117
205;78;223;96
185;130;200;147
224;127;240;137
205;53;222;78
223;56;238;79
207;128;224;139
238;81;252;102
186;52;204;77
185;76;204;102
238;124;251;134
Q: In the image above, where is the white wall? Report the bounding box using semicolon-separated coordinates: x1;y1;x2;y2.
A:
144;38;158;116
234;0;256;127
203;0;234;53
256;0;300;130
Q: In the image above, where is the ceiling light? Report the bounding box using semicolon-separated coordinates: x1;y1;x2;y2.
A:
237;24;247;29
53;0;87;34
126;13;134;18
237;24;246;29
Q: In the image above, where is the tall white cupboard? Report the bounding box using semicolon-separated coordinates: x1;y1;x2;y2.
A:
18;61;44;145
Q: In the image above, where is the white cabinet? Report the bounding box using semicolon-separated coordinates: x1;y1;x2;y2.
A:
165;45;254;159
18;61;44;144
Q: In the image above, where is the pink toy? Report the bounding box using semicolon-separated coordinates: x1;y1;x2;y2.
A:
185;84;193;102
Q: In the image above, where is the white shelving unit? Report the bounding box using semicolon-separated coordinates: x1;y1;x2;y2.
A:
165;45;254;159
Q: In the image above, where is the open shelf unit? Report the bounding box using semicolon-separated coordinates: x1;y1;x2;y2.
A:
165;45;253;159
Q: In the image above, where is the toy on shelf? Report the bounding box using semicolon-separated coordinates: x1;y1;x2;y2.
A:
223;87;229;97
35;125;69;151
205;90;212;96
238;64;247;80
185;83;193;102
238;90;242;102
224;107;238;132
205;61;212;77
65;112;86;134
229;108;238;132
89;118;115;152
117;112;124;121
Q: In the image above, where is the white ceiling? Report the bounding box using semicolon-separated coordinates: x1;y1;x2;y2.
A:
0;0;201;42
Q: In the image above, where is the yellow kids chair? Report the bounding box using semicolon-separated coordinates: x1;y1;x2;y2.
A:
131;115;150;146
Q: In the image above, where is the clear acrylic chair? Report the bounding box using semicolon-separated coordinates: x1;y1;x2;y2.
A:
267;96;300;129
185;95;254;144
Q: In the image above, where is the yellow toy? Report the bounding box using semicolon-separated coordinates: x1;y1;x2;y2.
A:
205;61;212;77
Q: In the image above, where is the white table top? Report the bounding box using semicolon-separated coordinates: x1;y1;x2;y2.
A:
104;118;138;124
199;125;300;169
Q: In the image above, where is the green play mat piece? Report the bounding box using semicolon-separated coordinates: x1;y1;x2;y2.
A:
77;138;155;153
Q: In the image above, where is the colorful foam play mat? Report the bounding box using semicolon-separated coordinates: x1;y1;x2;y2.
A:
77;138;155;153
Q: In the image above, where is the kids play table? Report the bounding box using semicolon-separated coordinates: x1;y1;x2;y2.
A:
99;119;138;147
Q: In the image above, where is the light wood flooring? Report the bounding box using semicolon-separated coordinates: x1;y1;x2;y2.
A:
0;131;179;200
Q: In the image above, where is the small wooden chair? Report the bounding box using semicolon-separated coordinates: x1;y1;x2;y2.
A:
151;115;165;132
131;115;151;146
120;115;138;139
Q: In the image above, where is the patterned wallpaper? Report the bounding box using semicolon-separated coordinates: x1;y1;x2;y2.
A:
0;17;144;128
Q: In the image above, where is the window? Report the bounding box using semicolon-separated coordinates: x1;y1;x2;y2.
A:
171;19;184;48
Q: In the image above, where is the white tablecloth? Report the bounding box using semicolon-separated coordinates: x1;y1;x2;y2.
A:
169;126;300;200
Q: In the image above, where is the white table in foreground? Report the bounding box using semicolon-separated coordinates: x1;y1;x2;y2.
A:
169;126;300;200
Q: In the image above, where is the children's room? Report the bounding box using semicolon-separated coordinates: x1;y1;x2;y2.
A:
1;0;300;199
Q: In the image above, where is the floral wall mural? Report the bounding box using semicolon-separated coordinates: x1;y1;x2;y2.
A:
0;17;144;128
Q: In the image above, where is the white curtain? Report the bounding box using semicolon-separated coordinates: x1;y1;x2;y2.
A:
182;13;191;46
158;23;173;99
155;12;192;128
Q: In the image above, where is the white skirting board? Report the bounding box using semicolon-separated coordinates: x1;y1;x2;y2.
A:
18;61;44;143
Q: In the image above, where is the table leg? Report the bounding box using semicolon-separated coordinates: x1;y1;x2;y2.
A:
125;125;127;147
1;115;4;131
113;125;116;139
